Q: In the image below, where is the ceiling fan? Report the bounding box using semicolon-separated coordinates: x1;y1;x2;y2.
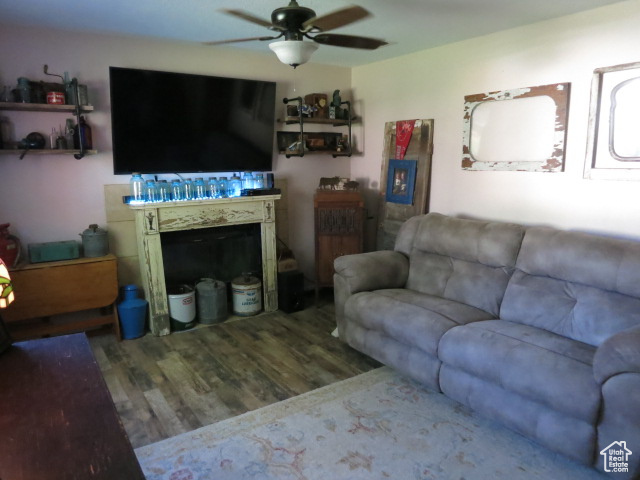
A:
204;0;388;67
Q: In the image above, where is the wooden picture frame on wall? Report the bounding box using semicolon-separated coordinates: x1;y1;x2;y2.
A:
462;83;570;172
386;159;417;205
377;119;434;251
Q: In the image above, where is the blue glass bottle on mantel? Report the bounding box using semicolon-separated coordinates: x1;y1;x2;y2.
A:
183;178;194;200
229;174;242;197
194;177;207;199
145;180;158;202
117;284;147;339
130;173;145;203
171;179;183;200
208;177;219;198
218;177;228;198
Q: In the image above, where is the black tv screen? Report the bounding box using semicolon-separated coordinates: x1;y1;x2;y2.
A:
109;67;276;174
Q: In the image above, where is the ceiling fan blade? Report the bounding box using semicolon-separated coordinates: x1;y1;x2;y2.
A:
312;33;387;50
203;35;280;46
302;5;370;32
220;9;278;29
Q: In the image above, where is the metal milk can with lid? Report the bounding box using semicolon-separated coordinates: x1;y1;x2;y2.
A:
231;274;262;316
80;224;109;257
196;278;228;324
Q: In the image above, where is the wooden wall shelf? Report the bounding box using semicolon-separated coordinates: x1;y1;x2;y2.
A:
0;149;98;156
0;101;94;113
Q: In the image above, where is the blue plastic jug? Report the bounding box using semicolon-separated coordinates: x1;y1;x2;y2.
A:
117;284;147;339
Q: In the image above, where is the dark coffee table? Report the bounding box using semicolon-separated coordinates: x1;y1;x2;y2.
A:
0;333;144;479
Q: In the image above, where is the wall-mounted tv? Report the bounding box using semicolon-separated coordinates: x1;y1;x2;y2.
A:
109;67;276;175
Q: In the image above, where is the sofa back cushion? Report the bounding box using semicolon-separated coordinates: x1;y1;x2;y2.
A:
501;227;640;346
399;213;525;316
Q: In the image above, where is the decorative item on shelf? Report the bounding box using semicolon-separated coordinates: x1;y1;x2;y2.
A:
305;93;328;118
318;176;341;190
157;180;171;202
130;173;145;202
194;177;207;199
344;180;359;191
16;77;31;103
18;132;46;159
73;115;92;150
0;85;11;102
330;89;343;120
79;224;109;258
183;177;194;200
318;177;354;191
28;240;79;263
46;91;65;105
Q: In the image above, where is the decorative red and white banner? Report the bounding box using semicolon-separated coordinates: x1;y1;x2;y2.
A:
395;120;416;160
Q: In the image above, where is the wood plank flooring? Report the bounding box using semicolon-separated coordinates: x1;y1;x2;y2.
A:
89;298;381;449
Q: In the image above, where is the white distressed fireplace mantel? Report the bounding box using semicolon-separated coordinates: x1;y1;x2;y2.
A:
129;194;280;336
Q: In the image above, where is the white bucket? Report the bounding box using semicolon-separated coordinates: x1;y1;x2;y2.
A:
232;275;262;316
167;284;196;331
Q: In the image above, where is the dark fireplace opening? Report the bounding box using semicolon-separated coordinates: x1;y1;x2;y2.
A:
160;223;262;289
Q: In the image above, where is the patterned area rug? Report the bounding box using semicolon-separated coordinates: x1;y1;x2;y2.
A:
136;367;605;479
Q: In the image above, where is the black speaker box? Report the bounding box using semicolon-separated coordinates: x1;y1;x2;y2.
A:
278;270;304;313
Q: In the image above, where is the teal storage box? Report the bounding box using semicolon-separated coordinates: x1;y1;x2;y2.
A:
28;240;80;263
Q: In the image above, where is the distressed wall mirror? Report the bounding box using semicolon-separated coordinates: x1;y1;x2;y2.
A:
584;61;640;180
462;83;570;172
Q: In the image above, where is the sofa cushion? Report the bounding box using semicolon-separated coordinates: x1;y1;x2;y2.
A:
344;288;495;356
439;320;600;423
502;227;640;346
403;213;525;316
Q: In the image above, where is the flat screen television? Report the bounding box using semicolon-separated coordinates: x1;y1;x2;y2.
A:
109;66;277;174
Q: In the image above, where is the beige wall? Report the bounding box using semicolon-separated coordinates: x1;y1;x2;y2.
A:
2;0;640;288
0;25;351;282
352;0;640;249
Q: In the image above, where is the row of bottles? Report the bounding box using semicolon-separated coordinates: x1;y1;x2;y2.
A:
129;172;266;203
0;115;92;151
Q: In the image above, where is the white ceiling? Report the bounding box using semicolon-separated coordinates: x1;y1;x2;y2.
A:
0;0;628;67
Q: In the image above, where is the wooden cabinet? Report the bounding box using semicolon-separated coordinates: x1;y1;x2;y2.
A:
314;190;364;294
3;254;120;340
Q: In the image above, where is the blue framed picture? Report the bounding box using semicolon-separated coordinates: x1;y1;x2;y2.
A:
386;159;417;205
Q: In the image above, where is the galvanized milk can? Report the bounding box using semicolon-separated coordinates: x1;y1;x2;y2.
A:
80;224;109;257
196;278;228;324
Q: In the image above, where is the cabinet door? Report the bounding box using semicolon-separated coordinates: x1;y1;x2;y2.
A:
317;235;362;286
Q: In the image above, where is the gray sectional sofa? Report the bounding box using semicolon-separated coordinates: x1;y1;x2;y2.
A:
334;212;640;478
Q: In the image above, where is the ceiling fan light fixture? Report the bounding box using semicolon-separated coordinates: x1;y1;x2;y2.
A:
269;40;318;68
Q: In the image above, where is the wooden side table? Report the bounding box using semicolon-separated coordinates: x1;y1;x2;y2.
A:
2;254;120;340
314;190;364;298
0;334;145;479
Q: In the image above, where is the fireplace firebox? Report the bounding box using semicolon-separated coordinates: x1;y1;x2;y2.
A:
129;195;280;335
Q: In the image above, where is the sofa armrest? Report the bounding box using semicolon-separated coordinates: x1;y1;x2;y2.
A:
593;324;640;384
333;251;409;339
334;251;409;295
